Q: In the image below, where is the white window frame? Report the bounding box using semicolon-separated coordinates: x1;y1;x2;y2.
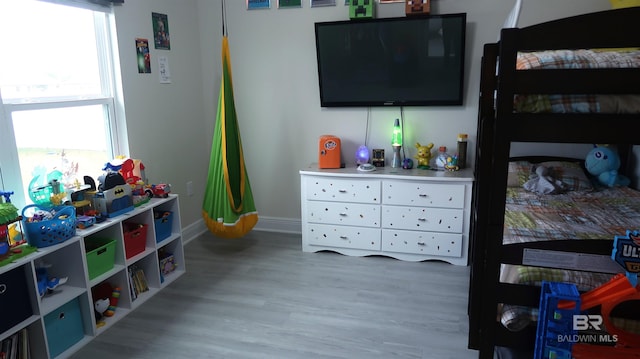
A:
0;2;127;208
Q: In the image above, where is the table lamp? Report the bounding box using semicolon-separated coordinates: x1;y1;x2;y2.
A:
391;118;402;168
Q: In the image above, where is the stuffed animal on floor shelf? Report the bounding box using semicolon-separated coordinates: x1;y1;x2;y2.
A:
585;145;630;187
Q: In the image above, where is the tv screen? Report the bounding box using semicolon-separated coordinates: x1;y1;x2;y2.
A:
314;13;466;107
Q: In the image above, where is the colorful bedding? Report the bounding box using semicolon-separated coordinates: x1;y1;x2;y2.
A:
500;185;640;332
514;49;640;113
503;186;640;245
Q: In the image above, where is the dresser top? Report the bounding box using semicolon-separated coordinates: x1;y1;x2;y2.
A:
300;164;474;182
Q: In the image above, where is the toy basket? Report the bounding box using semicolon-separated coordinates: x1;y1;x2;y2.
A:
22;205;76;248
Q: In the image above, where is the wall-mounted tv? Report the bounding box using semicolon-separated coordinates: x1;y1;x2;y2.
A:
314;13;466;107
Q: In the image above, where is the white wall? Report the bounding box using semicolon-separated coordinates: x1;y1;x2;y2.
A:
112;0;209;232
113;0;611;231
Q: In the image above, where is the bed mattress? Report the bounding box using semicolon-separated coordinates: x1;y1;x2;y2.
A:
514;49;640;113
499;185;640;332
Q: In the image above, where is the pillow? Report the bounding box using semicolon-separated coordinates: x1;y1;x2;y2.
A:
506;160;594;191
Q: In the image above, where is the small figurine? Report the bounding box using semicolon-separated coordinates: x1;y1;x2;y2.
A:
445;155;460;172
94;298;110;327
415;142;434;169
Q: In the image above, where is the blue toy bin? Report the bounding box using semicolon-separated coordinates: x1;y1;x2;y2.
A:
22;204;76;248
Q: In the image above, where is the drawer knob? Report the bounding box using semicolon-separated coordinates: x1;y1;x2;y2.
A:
339;189;347;193
417;242;426;246
340;235;348;240
339;212;347;216
419;193;428;197
418;217;427;222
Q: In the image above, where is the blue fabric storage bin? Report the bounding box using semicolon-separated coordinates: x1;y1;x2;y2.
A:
44;297;84;357
0;268;33;333
154;211;173;242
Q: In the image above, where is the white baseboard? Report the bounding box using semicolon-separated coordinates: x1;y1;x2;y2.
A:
181;219;207;245
253;216;302;234
181;216;301;245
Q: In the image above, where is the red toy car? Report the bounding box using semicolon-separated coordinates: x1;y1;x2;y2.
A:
150;183;171;198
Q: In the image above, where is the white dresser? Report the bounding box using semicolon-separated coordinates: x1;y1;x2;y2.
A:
300;165;474;265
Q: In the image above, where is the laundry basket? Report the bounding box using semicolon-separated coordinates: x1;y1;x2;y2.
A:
22;205;76;248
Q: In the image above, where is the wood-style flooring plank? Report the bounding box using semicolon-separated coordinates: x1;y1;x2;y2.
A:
70;231;477;359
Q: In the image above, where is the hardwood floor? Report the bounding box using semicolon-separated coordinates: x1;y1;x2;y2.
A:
71;231;478;359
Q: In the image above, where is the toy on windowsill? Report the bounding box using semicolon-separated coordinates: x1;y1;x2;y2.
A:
415;142;434;169
585;145;631;187
0;191;37;266
131;180;152;206
1;191;21;261
95;170;134;218
150;183;171;198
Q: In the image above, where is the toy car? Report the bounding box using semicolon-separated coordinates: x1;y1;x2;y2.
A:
150;183;171;198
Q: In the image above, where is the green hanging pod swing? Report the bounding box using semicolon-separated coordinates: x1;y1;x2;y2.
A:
202;6;258;238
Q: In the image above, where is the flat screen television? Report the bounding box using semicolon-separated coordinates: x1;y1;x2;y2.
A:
314;13;466;107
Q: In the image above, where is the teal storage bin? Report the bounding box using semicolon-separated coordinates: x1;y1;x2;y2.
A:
44;297;84;357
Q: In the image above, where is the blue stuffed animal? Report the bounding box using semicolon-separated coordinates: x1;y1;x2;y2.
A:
585;145;630;187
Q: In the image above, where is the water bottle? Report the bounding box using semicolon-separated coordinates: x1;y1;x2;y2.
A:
435;146;450;169
457;134;467;169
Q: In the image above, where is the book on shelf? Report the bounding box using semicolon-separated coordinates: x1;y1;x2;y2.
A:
0;328;29;359
128;265;149;300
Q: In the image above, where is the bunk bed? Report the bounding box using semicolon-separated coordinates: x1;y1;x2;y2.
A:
467;7;640;359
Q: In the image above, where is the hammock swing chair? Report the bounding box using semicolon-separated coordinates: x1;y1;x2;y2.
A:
202;1;258;238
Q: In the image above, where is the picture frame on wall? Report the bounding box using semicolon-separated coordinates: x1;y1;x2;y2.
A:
135;38;151;74
152;12;170;50
379;0;404;3
311;0;336;7
247;0;270;9
278;0;302;7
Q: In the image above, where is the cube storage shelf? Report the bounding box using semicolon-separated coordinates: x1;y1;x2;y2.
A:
0;195;184;358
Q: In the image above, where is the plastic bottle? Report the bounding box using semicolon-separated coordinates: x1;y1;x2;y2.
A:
457;134;468;169
435;146;450;169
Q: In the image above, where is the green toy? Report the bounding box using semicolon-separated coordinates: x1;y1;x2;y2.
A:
349;0;375;19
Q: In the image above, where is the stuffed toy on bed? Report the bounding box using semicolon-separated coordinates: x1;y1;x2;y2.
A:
523;165;568;194
585;145;630;187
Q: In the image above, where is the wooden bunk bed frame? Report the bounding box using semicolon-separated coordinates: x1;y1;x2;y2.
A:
468;7;640;358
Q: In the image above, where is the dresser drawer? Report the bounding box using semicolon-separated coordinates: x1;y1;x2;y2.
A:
381;205;463;233
307;224;381;250
382;229;462;257
307;201;380;227
382;180;465;208
304;177;380;204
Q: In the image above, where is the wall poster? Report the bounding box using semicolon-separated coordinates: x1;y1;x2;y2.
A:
311;0;336;7
247;0;271;9
152;12;170;50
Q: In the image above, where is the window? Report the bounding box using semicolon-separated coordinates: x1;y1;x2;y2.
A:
0;0;126;208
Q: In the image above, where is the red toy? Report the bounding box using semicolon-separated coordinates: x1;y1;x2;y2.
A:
150;183;171;198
